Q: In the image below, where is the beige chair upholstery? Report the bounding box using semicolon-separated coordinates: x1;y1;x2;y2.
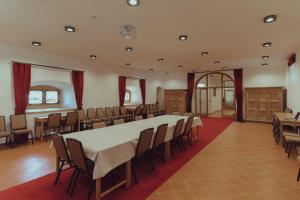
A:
96;108;109;120
184;112;194;117
147;113;155;118
0;116;12;148
77;110;92;130
135;106;143;116
172;112;181;115
113;118;124;125
135;115;143;121
86;108;102;123
93;121;106;129
105;107;118;119
120;106;132;121
63;112;78;133
44;113;61;141
10;114;33;145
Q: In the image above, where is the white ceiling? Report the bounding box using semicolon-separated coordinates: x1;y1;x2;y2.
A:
0;0;300;72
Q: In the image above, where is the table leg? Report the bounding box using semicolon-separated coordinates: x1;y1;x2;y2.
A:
41;122;44;142
164;141;170;161
95;178;101;200
56;156;60;173
126;161;131;188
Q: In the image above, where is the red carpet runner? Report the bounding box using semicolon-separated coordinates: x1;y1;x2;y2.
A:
0;117;233;200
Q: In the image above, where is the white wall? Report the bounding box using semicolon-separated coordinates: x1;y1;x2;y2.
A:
285;48;300;112
0;42;164;133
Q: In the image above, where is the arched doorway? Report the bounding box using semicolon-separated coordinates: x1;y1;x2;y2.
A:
195;72;235;118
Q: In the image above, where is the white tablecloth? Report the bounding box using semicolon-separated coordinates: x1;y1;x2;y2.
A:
63;115;202;179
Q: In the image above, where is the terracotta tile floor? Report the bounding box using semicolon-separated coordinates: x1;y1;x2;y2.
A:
0;121;299;200
147;122;300;200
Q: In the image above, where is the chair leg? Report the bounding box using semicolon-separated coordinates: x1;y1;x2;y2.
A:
54;160;64;185
131;160;138;184
67;168;77;194
31;132;34;145
144;154;153;173
147;152;155;172
297;168;300;182
70;169;80;196
180;136;186;150
288;143;293;158
87;180;95;200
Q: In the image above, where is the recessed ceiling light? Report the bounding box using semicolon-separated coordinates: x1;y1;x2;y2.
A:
179;34;188;41
262;55;270;59
64;25;76;32
90;55;97;59
125;63;131;67
149;68;154;71
158;58;164;62
127;0;139;7
32;41;41;46
178;66;183;69
262;42;272;47
262;63;268;66
214;61;220;64
125;47;133;52
222;67;228;70
201;52;208;56
263;15;277;23
165;72;169;75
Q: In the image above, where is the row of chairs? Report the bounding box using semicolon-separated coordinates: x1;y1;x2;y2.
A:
52;116;195;199
135;103;165;119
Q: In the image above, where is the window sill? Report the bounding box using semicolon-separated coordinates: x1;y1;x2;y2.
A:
26;107;76;114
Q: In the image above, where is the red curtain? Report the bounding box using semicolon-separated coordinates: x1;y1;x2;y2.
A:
13;62;31;114
234;69;243;122
187;73;195;112
72;71;84;110
119;76;126;106
139;79;146;105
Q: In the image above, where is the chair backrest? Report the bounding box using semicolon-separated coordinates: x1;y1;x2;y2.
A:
153;124;168;149
47;113;61;129
142;105;148;114
105;107;113;117
10;114;27;130
0;116;6;132
172;112;181;115
155;103;160;110
184;112;194;117
86;108;97;120
151;104;155;111
96;108;106;119
135;115;143;121
52;134;70;162
93;121;106;129
120;106;126;115
77;110;85;121
135;128;154;157
66;112;78;126
113;106;120;116
66;138;89;172
147;113;154;118
183;116;194;134
135;106;142;115
173;119;184;139
114;118;124;125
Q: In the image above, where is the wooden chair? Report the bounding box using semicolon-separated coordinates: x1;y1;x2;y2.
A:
92;121;106;129
135;115;143;121
170;119;185;158
105;107;118;120
77;110;92;130
147;113;154;118
10;114;33;146
66;138;95;199
151;124;168;163
62;112;78;133
0;116;12;148
283;134;300;158
120;106;132;121
297;156;300;182
51;134;72;185
96;108;110;125
86;108;102;123
113;106;124;120
135;106;143;116
113;118;124;125
132;128;154;183
44;113;61;141
142;105;148;118
182;116;194;147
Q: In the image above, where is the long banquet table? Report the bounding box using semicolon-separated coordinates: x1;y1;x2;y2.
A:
62;115;202;200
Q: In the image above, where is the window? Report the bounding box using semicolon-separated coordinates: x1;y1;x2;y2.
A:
28;86;60;105
124;90;131;103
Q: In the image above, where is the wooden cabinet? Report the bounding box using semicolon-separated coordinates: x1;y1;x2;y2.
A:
164;90;187;114
245;87;286;122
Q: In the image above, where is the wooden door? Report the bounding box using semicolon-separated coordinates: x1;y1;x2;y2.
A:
246;91;258;120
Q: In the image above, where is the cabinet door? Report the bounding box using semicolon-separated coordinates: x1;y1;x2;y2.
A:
257;91;269;120
246;91;257;120
269;90;283;119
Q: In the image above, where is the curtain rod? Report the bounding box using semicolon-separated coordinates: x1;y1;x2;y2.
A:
11;61;83;72
193;68;241;74
125;76;143;80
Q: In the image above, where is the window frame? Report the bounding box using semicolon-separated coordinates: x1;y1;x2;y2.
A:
124;89;132;103
28;88;61;105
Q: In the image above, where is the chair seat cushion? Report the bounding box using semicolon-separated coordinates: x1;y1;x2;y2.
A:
0;131;10;137
13;128;32;134
91;119;103;123
283;132;299;137
285;135;300;142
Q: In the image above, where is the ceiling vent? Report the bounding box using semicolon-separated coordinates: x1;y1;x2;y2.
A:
121;25;136;39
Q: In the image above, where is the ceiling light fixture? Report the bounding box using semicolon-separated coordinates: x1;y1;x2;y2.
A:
125;63;131;67
179;34;188;41
262;55;270;59
263;15;277;23
127;0;140;7
149;68;154;71
214;61;220;64
158;58;164;62
262;63;268;66
178;66;183;69
201;51;208;56
32;41;41;46
64;25;76;32
165;72;169;75
222;67;228;70
125;47;133;52
90;55;97;59
262;42;272;47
